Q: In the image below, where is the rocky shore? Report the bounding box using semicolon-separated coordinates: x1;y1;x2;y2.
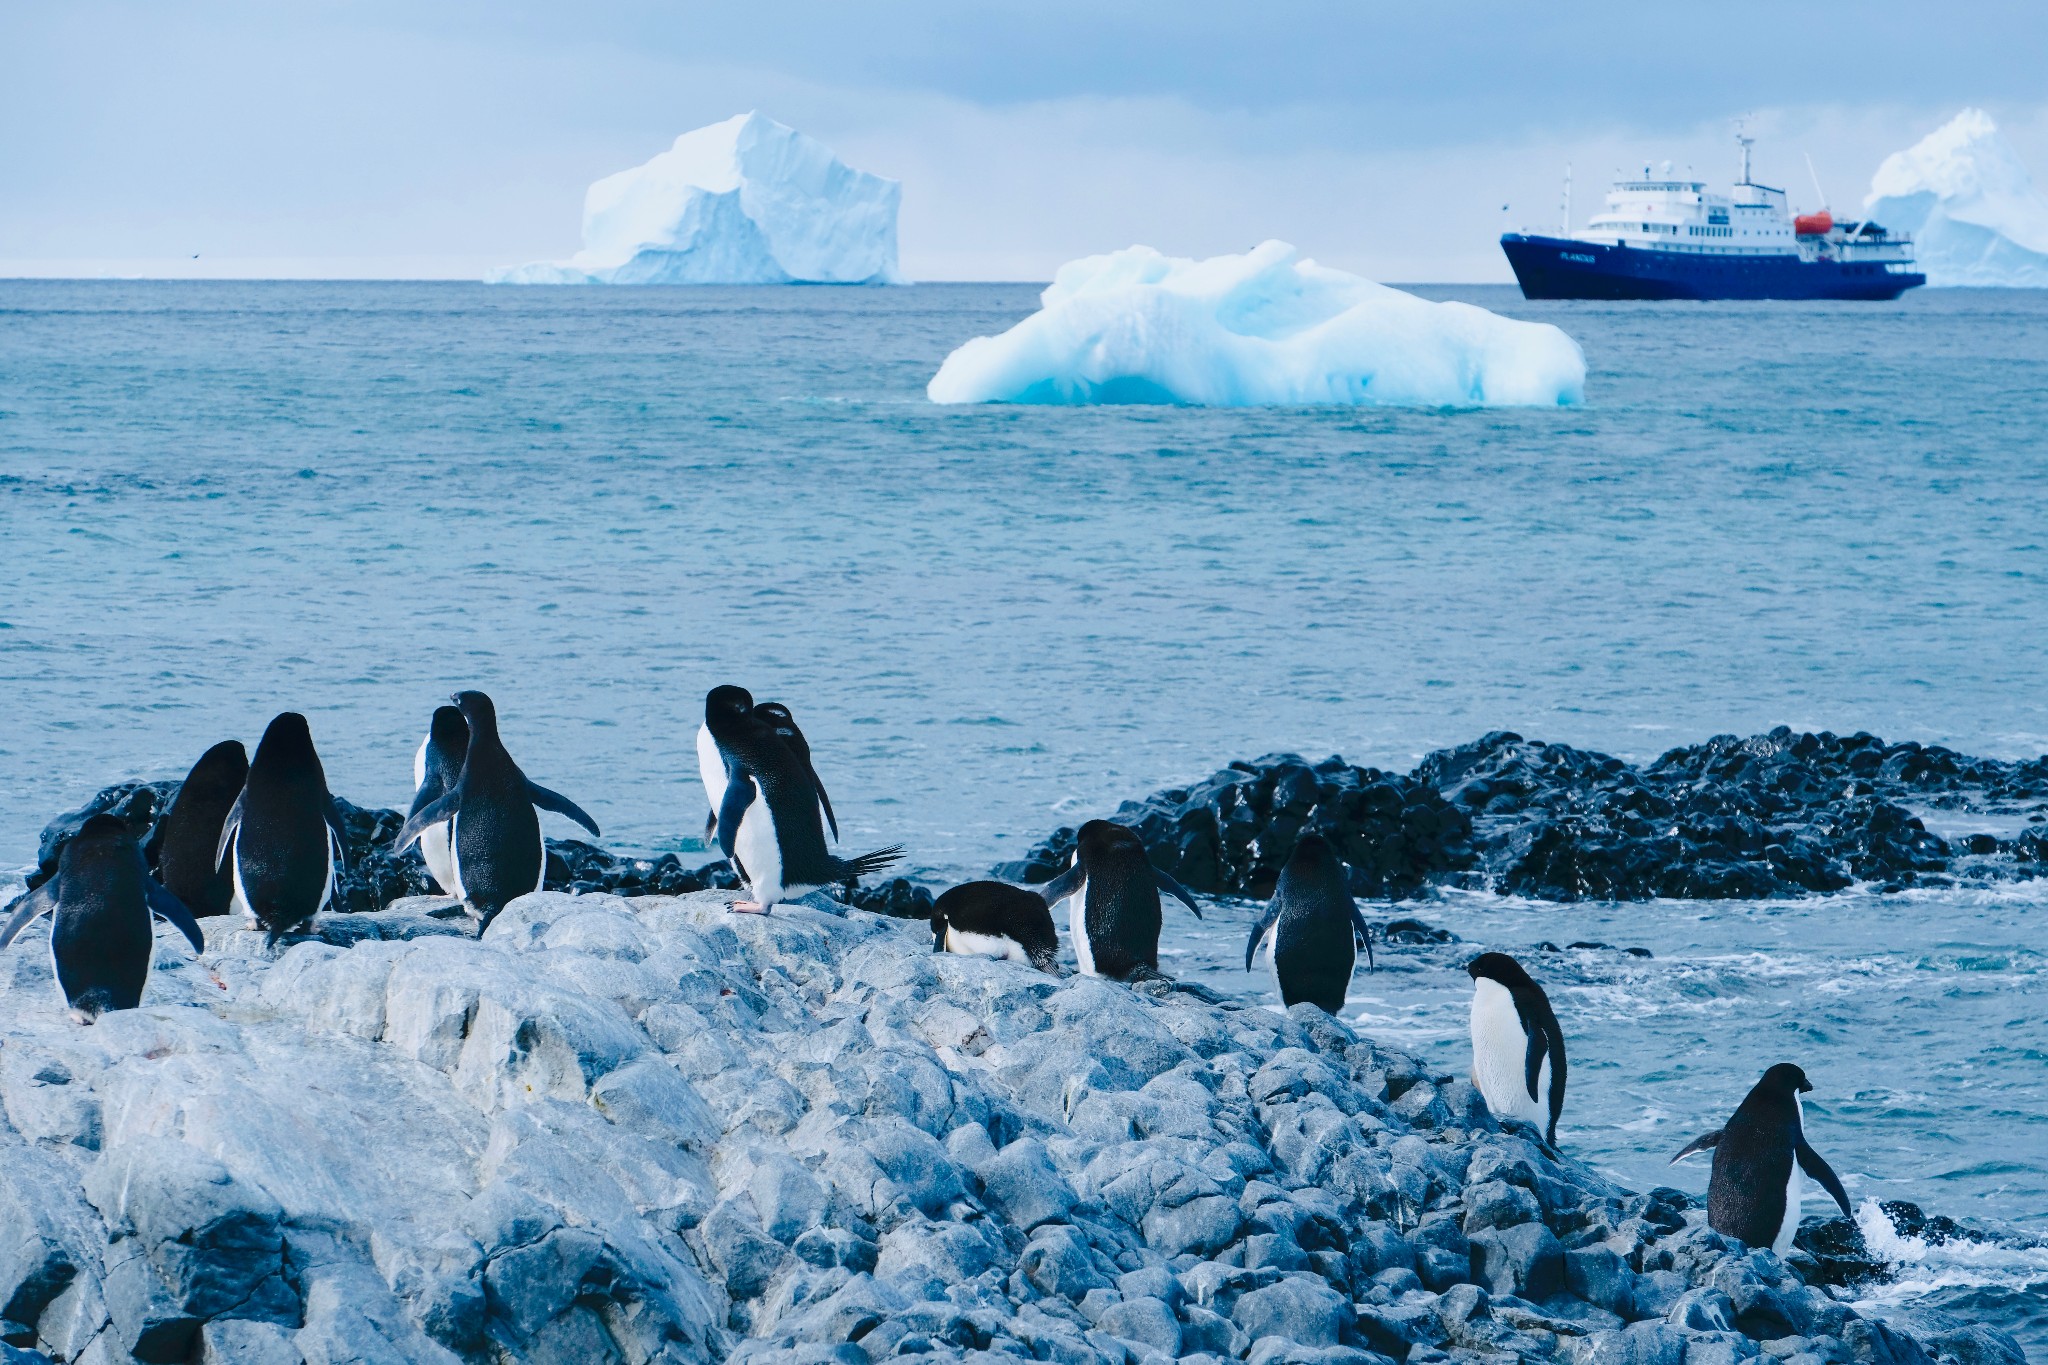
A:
0;890;2022;1365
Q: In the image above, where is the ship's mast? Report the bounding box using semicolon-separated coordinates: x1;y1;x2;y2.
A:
1562;163;1572;234
1737;131;1754;186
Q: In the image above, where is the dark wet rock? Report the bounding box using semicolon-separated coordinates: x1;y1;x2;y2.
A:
1004;726;2048;901
840;877;935;920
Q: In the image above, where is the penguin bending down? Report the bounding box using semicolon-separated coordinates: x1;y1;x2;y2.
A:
697;698;837;855
1244;833;1373;1013
931;881;1060;973
156;739;249;917
1036;820;1203;980
409;705;470;896
1670;1062;1853;1254
1;814;205;1021
392;691;600;928
703;686;901;913
217;713;350;943
1467;952;1568;1146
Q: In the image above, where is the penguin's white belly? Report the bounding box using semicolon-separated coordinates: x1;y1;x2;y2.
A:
735;797;784;905
1774;1168;1803;1254
1471;980;1546;1125
420;822;456;894
945;927;1029;965
1061;882;1094;975
228;832;252;918
696;725;725;825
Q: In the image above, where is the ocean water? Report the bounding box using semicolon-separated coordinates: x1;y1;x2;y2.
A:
2;280;2045;1350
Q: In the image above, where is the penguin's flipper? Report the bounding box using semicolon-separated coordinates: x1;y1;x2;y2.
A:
145;879;207;954
527;782;601;838
325;796;350;870
1523;1019;1548;1105
0;881;59;948
1244;906;1280;972
810;767;840;843
1670;1129;1724;1164
393;791;461;853
1348;905;1376;972
1155;868;1204;919
1796;1139;1854;1218
1033;863;1084;905
214;790;247;872
716;772;757;863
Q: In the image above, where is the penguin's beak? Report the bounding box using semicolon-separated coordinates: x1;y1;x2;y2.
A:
1797;1078;1813;1093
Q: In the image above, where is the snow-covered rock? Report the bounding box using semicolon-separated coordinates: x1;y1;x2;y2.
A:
493;113;899;286
0;891;1979;1365
1865;109;2048;287
927;241;1585;407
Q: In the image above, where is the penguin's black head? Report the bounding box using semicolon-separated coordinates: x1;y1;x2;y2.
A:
429;704;470;755
451;691;497;730
69;812;136;860
706;686;754;723
70;987;118;1024
1288;832;1340;870
1467;951;1535;989
754;702;800;741
253;712;319;767
188;740;250;794
1760;1062;1813;1095
1075;819;1144;860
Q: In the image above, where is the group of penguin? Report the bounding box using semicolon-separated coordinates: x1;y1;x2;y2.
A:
2;684;1855;1259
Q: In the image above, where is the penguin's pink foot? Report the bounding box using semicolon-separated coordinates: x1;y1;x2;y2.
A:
729;900;769;915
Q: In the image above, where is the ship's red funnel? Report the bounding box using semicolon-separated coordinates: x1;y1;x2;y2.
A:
1794;210;1834;236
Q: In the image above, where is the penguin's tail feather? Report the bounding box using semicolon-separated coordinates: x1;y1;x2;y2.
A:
833;846;905;882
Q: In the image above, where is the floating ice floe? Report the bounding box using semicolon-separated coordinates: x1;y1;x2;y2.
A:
1865;109;2048;287
491;112;899;285
927;241;1585;407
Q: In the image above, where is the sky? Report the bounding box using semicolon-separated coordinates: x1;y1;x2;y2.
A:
3;0;2046;282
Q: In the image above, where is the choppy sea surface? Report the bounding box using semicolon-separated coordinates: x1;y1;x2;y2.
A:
2;281;2045;1351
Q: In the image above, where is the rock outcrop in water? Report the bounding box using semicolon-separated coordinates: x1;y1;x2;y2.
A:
996;728;2048;902
0;890;2007;1365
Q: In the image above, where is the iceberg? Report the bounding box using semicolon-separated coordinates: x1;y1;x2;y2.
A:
492;112;900;285
1865;109;2048;287
927;242;1585;407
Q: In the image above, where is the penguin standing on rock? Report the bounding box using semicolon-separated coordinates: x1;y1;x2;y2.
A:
702;686;901;913
155;740;249;917
1671;1062;1854;1253
408;705;470;896
2;813;206;1021
391;691;600;928
931;881;1060;973
1466;951;1568;1146
697;698;836;855
1244;833;1373;1012
1037;820;1203;980
217;713;350;943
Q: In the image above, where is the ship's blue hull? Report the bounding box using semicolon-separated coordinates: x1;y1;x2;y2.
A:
1501;233;1925;301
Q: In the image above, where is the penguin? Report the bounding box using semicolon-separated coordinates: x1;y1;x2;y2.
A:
1035;819;1203;980
154;740;249;917
408;705;470;896
697;699;836;853
1243;833;1373;1013
1466;952;1567;1146
1670;1062;1853;1254
1;813;206;1021
391;691;600;927
702;686;901;913
217;712;350;942
931;881;1060;973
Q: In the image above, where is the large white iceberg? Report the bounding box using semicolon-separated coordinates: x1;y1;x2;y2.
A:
492;112;900;285
1864;109;2048;287
927;242;1585;407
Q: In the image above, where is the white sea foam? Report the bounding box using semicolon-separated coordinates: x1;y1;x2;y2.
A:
1853;1200;2048;1306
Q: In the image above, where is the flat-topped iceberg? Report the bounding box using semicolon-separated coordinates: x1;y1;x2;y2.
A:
492;112;900;286
927;241;1585;407
1865;109;2048;287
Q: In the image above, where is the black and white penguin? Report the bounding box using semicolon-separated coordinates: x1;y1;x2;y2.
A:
702;686;901;913
217;712;350;942
392;691;600;927
696;698;836;853
155;739;248;918
1670;1062;1853;1253
1036;819;1203;980
408;704;470;896
1466;951;1568;1146
1;813;206;1021
1243;833;1373;1013
931;881;1060;973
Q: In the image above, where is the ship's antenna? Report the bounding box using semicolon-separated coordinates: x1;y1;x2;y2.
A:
1562;162;1572;234
1802;152;1829;210
1735;116;1754;185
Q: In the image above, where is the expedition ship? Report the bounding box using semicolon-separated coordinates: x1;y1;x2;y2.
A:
1501;136;1924;301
